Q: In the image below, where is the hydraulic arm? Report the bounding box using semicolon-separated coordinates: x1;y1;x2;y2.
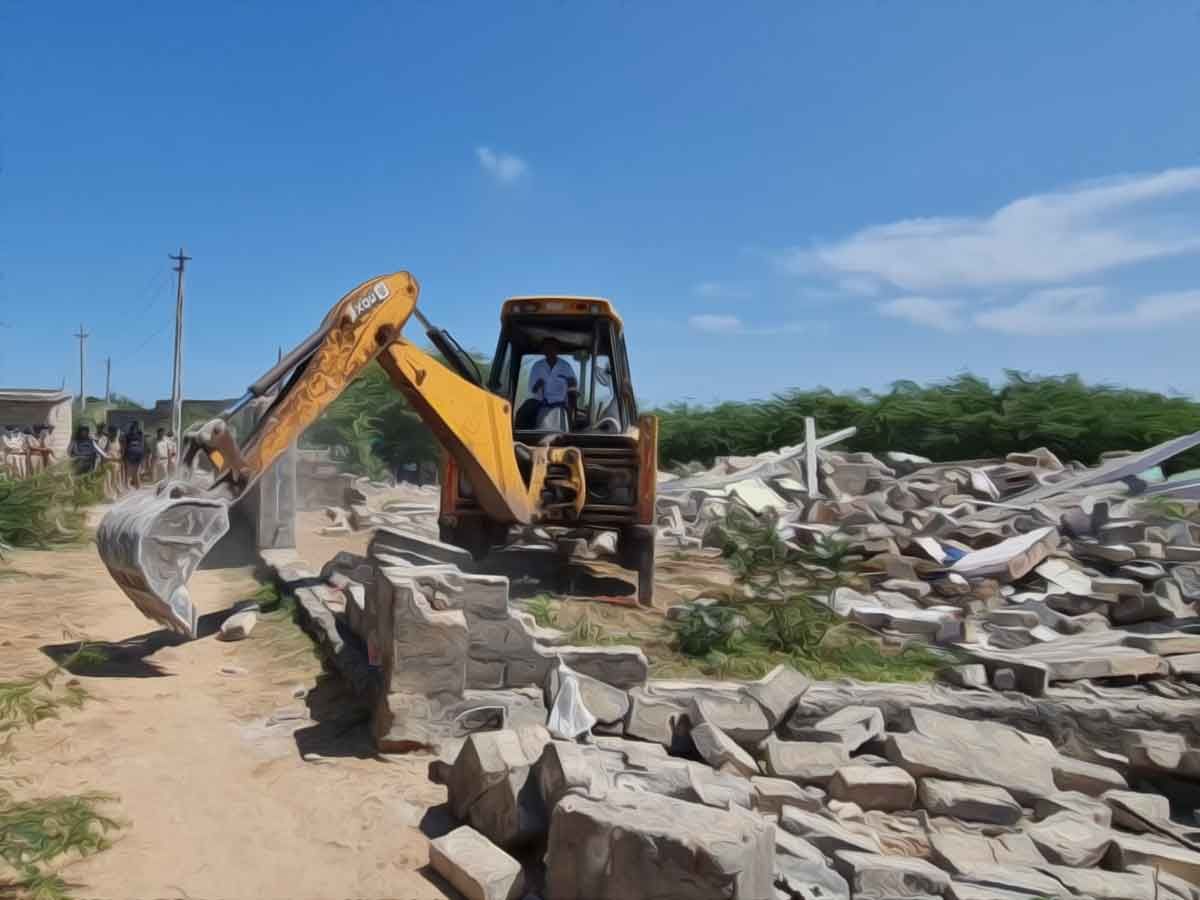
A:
97;271;585;637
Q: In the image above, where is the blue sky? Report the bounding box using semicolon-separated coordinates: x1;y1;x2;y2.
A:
3;2;1200;409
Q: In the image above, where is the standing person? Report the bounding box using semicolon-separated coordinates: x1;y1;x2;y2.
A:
151;427;171;482
67;425;102;476
123;421;146;490
166;429;178;476
2;426;27;478
28;425;54;475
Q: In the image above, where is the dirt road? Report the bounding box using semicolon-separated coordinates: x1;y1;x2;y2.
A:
1;521;449;900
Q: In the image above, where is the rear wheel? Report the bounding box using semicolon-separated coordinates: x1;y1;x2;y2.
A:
620;524;656;607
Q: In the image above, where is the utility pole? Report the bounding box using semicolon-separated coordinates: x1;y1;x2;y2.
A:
105;357;112;405
74;324;90;413
169;247;191;475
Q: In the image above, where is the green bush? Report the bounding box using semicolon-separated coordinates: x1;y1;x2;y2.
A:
653;371;1200;471
0;467;103;553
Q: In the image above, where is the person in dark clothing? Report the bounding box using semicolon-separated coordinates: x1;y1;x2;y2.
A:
123;421;146;490
67;425;102;476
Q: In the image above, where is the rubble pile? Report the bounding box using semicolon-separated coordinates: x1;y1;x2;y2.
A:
657;430;1200;698
260;516;1200;900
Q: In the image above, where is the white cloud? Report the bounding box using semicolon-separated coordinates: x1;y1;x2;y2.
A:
838;276;882;297
788;166;1200;292
877;296;965;332
688;313;804;336
975;287;1200;336
689;314;744;334
476;146;528;184
693;281;750;300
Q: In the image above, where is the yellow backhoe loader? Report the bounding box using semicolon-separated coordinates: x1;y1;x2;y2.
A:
96;271;659;638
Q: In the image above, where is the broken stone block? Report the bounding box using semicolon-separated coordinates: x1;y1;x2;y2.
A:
1103;789;1172;833
1027;811;1112;867
761;736;851;785
370;526;474;568
749;776;824;815
775;832;850;900
832;850;951;900
444;726;551;849
778;806;882;856
427;826;525;900
544;789;775;900
1111;579;1188;624
1125;631;1200;656
784;705;884;751
687;693;771;746
1033;790;1112;828
218;609;257;641
828;765;915;812
1105;832;1200;885
917;778;1022;826
1121;728;1191;773
740;664;811;729
624;686;685;747
554;645;648;690
1167;652;1200;678
691;722;759;778
949;526;1059;581
1050;753;1127;796
991;668;1017;691
545;664;628;729
1172;563;1200;600
937;664;988;689
376;567;469;700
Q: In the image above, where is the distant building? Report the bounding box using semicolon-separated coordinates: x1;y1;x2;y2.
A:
0;389;72;460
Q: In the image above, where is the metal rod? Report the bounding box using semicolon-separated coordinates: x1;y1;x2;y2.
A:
169;247;191;476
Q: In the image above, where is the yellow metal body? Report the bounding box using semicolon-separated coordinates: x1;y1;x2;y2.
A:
208;271;587;526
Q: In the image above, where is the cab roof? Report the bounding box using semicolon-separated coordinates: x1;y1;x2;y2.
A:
501;296;623;329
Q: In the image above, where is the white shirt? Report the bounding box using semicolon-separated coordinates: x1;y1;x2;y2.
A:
530;358;576;405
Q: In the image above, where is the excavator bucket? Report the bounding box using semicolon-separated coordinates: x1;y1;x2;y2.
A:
96;486;232;638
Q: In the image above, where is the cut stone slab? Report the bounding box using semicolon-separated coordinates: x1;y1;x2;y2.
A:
750;776;824;815
1172;563;1200;600
1106;832;1200;886
949;526;1058;581
547;665;629;727
688;693;772;746
938;664;988;689
443;726;552;849
218;609;257;641
779;806;882;856
624;686;685;747
784;705;884;751
1167;653;1200;678
690;722;759;778
775;832;850;900
1124;631;1200;656
946;882;1056;900
554;646;648;690
1026;810;1112;867
741;664;811;729
885;731;1056;805
762;736;851;785
832;850;951;900
949;866;1066;899
928;828;1046;874
427;826;525;900
370;527;474;568
1122;728;1190;773
1034;791;1112;828
1112;580;1189;624
828;765;916;813
1036;558;1092;595
917;778;1022;826
1036;864;1158;900
1103;789;1172;833
544;789;775;900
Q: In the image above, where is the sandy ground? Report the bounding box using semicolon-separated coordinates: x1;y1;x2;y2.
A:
1;508;450;900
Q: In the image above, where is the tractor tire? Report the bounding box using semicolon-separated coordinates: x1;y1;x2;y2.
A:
621;524;656;607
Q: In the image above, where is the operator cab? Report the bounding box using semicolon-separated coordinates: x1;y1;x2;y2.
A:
487;297;638;442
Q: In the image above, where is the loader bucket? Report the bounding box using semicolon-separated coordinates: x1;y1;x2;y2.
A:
96;486;232;638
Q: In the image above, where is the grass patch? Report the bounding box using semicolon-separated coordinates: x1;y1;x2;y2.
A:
0;638;121;900
523;594;559;628
660;509;945;683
